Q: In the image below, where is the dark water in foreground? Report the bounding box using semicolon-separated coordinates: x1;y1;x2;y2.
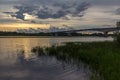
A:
0;37;113;80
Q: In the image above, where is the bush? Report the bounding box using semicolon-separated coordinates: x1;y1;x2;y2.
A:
114;33;120;45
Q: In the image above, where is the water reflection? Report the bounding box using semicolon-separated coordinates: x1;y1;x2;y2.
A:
0;37;113;80
0;49;90;80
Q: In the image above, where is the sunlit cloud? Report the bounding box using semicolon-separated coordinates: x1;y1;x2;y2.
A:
0;0;120;30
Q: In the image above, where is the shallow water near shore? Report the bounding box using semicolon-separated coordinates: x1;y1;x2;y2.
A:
0;37;113;80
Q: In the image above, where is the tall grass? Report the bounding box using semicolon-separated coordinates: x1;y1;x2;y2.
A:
31;35;120;80
43;42;120;80
114;33;120;45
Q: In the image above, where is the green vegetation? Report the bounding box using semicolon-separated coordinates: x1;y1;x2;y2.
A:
43;42;120;80
30;22;120;79
0;31;115;37
31;34;120;80
114;33;120;45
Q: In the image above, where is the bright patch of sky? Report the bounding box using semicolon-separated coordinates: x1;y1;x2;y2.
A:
0;0;120;30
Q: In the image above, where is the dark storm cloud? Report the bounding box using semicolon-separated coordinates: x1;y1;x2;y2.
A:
0;0;19;4
4;5;38;20
3;11;25;20
13;12;25;20
1;0;120;25
92;0;120;5
3;12;14;14
116;8;120;15
4;1;90;20
2;0;120;21
23;0;120;6
13;5;38;20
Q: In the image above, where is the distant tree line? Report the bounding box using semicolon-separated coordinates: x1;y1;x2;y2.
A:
0;31;114;37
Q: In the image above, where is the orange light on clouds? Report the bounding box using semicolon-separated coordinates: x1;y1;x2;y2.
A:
0;23;51;31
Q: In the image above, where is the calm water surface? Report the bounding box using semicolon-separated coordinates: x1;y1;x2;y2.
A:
0;37;113;80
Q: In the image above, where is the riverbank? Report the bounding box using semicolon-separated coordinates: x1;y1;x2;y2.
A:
0;31;115;37
0;36;111;38
33;41;120;80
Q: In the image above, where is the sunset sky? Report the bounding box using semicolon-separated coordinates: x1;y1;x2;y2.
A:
0;0;120;31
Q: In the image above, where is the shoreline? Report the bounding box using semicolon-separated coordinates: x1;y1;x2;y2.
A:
0;36;112;38
43;41;120;80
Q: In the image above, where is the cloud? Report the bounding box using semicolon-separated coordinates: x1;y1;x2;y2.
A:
31;20;36;23
2;0;120;27
4;1;91;20
116;8;120;15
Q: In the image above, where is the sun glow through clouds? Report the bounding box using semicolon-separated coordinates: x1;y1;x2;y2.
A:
24;13;36;20
0;23;50;31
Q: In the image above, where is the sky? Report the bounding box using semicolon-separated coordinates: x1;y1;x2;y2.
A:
0;0;120;31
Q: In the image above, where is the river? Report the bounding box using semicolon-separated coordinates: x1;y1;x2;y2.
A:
0;37;113;80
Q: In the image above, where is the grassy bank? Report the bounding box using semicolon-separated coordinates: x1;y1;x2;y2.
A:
32;42;120;80
42;42;120;80
31;35;120;80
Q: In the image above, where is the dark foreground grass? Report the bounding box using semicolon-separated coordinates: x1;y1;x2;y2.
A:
77;42;120;80
31;34;120;80
42;42;120;80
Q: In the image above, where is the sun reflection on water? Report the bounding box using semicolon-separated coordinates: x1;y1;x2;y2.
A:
0;37;113;80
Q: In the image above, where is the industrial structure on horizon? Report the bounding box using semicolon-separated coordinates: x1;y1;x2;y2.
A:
16;26;74;34
11;21;120;36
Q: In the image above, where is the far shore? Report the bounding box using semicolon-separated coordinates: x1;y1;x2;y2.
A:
0;36;113;38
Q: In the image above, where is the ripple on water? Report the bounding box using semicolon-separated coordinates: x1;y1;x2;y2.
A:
0;37;111;80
